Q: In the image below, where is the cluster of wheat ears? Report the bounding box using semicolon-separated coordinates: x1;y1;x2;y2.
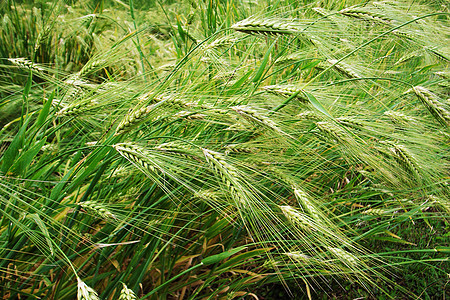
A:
0;0;448;299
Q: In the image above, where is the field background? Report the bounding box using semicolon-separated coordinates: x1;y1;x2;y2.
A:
0;0;449;299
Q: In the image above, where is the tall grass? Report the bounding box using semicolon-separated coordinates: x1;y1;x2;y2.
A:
0;0;448;299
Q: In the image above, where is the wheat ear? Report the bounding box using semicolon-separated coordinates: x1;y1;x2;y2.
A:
232;105;292;138
336;117;364;130
381;141;421;179
338;7;392;24
280;205;315;231
316;121;348;143
202;148;247;206
113;143;161;175
79;201;117;220
297;110;322;121
412;86;449;126
56;99;97;117
8;58;45;73
119;283;137;300
327;59;362;79
231;17;296;36
77;277;100;300
383;110;415;125
115;106;153;135
327;247;359;266
224;144;258;155
262;85;309;103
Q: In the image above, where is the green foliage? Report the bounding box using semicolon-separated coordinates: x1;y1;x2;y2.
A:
0;0;448;299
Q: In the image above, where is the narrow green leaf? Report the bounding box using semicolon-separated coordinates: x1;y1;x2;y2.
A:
35;91;54;130
304;91;333;119
201;246;247;265
0;117;31;174
252;40;276;83
218;248;271;270
177;16;186;42
226;70;253;96
11;137;47;176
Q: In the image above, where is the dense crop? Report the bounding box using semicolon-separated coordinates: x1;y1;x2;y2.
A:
0;0;448;299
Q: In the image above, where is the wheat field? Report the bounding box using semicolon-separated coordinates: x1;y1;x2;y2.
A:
0;0;448;299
